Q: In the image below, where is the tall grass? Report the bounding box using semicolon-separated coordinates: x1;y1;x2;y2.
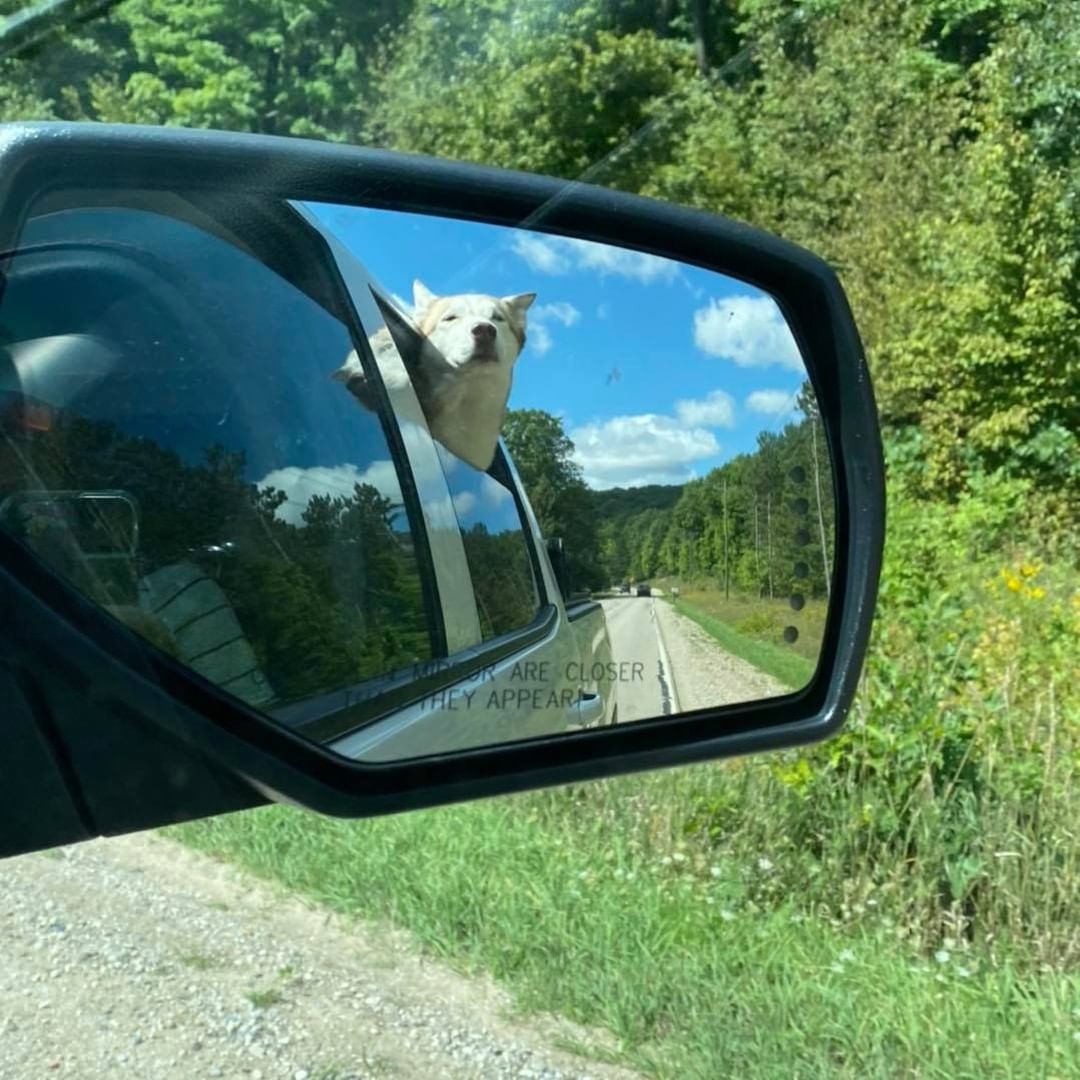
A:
659;585;828;668
171;482;1080;1077
668;593;819;689
172;766;1080;1078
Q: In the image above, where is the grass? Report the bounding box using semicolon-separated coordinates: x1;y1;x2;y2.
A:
246;987;285;1009
168;765;1080;1079
668;589;821;690
168;519;1078;1078
177;949;220;971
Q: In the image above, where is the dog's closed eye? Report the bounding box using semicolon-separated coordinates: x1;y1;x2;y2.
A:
443;314;458;322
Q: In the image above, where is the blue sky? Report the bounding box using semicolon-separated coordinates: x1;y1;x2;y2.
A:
306;203;810;490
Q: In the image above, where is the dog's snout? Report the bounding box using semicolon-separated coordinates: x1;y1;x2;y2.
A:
471;321;496;343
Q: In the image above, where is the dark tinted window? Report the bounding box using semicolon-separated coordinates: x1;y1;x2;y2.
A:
0;201;435;710
434;443;541;640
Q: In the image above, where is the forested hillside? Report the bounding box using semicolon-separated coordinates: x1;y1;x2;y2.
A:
589;484;684;524
3;2;1079;1069
594;387;833;598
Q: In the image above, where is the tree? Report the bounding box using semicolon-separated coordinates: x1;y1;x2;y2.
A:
0;0;411;137
365;0;693;186
502;408;602;592
798;380;833;598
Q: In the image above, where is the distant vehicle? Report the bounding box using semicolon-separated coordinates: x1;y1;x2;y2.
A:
636;583;651;597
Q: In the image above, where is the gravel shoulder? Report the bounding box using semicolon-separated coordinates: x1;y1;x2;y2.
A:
653;600;788;712
1;833;642;1080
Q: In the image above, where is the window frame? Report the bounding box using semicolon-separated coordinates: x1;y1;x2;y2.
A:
271;210;571;744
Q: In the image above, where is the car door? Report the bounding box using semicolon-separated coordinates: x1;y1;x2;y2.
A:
0;193;451;736
293;206;594;760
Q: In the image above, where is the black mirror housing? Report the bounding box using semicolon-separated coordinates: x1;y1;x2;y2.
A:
0;122;884;854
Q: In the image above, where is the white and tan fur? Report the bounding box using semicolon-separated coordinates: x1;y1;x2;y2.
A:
334;279;535;471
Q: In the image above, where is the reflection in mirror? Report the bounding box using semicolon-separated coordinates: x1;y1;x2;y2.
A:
0;187;834;763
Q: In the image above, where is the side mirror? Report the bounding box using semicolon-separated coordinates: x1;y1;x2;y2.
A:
0;122;884;855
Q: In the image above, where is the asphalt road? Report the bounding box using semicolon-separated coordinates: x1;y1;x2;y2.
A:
601;596;789;723
600;597;680;724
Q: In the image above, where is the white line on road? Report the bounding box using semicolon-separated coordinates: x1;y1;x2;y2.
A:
649;599;681;715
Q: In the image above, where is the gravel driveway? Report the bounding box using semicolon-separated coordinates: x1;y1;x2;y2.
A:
1;834;642;1080
653;600;788;712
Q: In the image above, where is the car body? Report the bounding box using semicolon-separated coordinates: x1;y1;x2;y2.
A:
0;186;618;769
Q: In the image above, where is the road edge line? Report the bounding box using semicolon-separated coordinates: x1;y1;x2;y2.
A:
652;599;682;715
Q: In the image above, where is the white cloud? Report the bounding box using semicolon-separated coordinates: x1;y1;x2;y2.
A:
512;232;679;284
452;491;477;517
570;414;719;489
258;461;401;525
529;322;554;356
693;294;803;371
533;301;580;327
746;389;797;417
526;300;580;357
562;237;679;283
434;442;459;474
512;232;570;274
675;389;736;429
481;475;512;507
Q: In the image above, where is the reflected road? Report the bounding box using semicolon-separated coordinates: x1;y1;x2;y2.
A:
600;597;680;724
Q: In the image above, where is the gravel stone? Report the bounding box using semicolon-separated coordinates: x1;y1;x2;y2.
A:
1;834;641;1079
654;598;788;711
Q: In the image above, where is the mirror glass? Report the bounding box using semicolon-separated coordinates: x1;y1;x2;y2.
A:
0;187;835;760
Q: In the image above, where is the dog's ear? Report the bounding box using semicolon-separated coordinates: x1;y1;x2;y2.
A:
331;349;364;384
413;279;438;312
502;292;537;315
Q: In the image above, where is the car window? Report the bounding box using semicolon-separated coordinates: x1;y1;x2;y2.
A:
0;200;437;710
433;441;542;641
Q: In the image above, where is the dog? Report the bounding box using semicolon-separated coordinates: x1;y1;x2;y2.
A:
333;279;535;472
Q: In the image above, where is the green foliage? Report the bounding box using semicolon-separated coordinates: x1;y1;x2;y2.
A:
109;0;398;138
753;478;1080;958
461;523;541;637
502;408;602;592
589;483;684;522
1;0;408;137
365;1;694;181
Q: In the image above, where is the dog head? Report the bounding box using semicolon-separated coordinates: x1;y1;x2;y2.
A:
412;279;536;370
